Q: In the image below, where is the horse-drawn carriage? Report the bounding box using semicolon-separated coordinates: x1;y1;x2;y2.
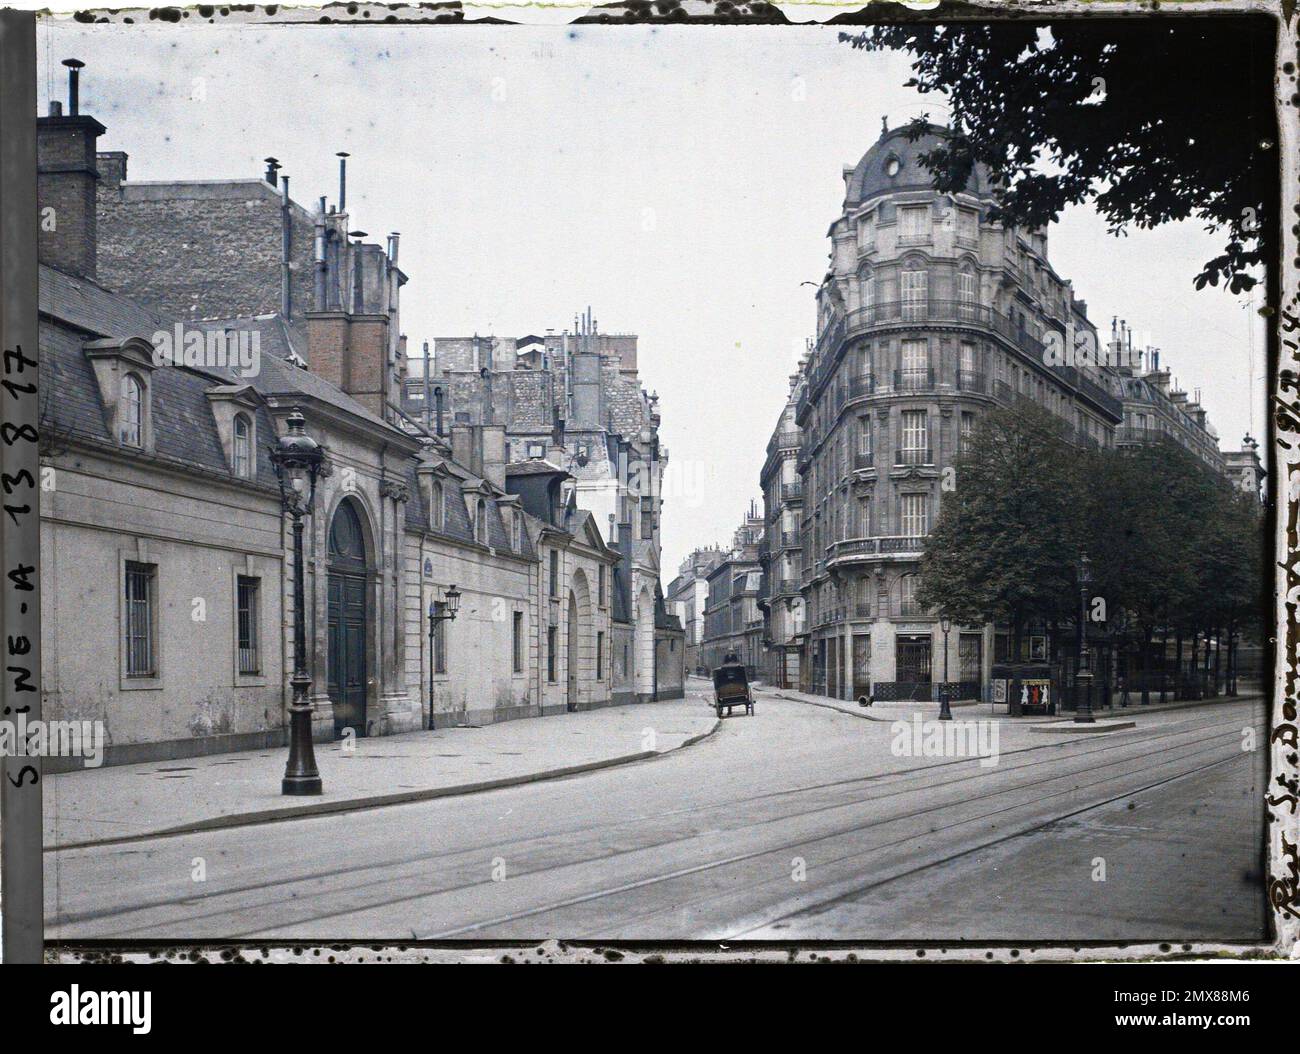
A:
712;654;754;718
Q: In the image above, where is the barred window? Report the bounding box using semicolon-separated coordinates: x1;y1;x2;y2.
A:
237;576;260;674
512;611;524;674
124;561;156;676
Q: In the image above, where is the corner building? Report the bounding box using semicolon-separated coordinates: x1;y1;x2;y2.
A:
794;123;1125;700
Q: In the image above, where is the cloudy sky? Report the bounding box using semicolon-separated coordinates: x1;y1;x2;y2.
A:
39;20;1267;575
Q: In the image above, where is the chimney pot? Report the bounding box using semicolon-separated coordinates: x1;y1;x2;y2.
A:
62;58;84;116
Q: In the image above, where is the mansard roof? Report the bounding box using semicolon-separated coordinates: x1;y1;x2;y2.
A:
845;123;993;208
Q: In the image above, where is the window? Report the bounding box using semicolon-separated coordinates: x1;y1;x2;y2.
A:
124;561;155;676
901;494;929;538
598;563;607;607
475;499;488;544
857;415;872;458
237;576;260;674
549;550;560;597
430;482;443;529
957;208;978;243
960;633;983;680
960;412;975;455
512;611;524;674
901;269;928;319
901;339;928;387
547;626;558;682
857;498;871;538
899;574;922;616
640;496;654;540
120;374;143;447
596;631;605;679
901;409;928;463
899;206;928;241
233;414;252;478
433;613;447;674
512;510;523;551
860;271;875;313
527;442;545;459
958;269;978;318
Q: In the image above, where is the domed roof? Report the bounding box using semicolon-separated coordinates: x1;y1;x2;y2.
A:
846;123;992;206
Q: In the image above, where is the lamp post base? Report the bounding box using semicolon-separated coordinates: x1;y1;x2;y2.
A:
282;693;322;796
282;774;324;796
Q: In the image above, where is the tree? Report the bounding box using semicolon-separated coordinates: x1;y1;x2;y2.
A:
842;18;1277;293
917;402;1082;677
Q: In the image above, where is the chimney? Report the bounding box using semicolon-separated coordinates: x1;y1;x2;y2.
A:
38;58;105;278
279;174;292;320
451;424;476;473
264;156;280;186
336;151;349;212
480;424;507;490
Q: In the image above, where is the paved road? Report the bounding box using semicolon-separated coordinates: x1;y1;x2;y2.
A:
45;686;1267;942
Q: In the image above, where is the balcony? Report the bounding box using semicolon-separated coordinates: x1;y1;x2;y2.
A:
894;447;934;467
774;579;801;597
893;367;936;392
854;451;875;471
826;535;927;565
957;370;987;394
855;603;873;619
1116;426;1159;445
767;429;801;456
849;374;876;398
781;483;803;502
779;531;802;550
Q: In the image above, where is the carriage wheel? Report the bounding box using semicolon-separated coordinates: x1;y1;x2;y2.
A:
716;704;723;719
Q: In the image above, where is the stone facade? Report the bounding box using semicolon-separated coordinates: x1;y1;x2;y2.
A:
773;121;1254;703
35;98;657;771
758;374;806;689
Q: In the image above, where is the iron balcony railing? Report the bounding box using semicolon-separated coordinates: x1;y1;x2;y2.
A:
893;367;936;392
827;535;927;562
781;483;803;501
767;429;801;456
854;451;875;470
850;374;876;397
855;603;873;619
792;297;1126;421
780;531;802;549
1116;426;1160;444
957;370;987;393
894;447;934;467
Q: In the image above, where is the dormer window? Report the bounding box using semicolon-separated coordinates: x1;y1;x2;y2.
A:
885;155;901;178
233;413;253;478
120;374;144;447
512;510;522;550
475;498;488;544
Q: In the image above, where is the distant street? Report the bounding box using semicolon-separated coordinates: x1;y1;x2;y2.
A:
46;686;1267;942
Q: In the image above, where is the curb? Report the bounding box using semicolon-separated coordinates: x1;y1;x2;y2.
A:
1029;720;1137;735
771;689;1264;725
46;717;722;853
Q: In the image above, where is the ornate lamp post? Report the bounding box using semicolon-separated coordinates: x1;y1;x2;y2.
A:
270;408;327;795
1075;553;1095;724
938;616;953;721
427;585;462;729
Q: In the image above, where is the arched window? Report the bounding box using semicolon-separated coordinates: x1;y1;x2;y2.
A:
430;482;443;530
475;499;487;544
120;374;143;447
233;414;252;478
957;264;978;319
899;573;922;617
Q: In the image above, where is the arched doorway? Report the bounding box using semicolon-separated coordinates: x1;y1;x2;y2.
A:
566;591;580;712
327;499;369;738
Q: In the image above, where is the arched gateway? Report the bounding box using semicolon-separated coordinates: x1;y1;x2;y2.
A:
327;498;371;738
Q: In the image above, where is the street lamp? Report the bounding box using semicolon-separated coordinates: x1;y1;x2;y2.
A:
1075;553;1095;724
427;585;462;729
269;408;326;795
938;617;953;721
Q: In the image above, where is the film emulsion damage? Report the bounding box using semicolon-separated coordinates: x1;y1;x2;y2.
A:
0;0;1294;968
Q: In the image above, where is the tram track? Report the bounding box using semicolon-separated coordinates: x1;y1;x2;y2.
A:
47;698;1265;940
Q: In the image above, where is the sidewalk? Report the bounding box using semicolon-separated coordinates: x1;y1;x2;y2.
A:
43;697;719;850
761;682;1265;724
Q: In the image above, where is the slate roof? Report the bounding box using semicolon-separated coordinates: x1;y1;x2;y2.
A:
39;263;535;559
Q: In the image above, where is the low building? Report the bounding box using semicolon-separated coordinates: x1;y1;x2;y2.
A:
666;546;725;676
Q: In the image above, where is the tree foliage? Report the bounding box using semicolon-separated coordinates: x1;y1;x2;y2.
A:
920;408;1267;657
842;19;1276;293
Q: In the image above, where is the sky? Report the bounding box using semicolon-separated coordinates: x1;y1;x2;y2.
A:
38;20;1268;577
